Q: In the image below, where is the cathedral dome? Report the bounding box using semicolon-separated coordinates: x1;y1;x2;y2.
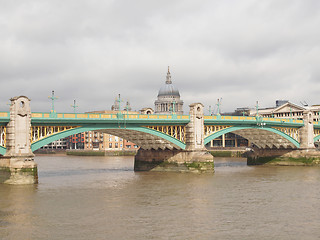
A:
154;67;184;115
157;67;180;97
158;84;180;97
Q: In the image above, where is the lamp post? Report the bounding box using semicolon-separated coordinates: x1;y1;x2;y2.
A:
116;94;123;118
71;99;78;113
216;98;221;116
124;103;129;129
48;90;58;117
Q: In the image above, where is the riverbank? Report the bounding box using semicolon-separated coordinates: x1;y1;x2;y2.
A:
34;149;137;156
35;149;247;157
248;156;320;166
209;149;247;157
247;149;320;166
66;150;137;156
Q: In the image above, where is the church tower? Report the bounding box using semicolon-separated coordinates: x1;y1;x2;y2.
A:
154;67;184;115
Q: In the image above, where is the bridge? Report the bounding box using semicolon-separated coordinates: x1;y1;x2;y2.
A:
0;96;319;184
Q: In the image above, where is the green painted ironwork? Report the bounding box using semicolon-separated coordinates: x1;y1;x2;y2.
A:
0;109;311;155
30;113;190;125
31;125;186;151
48;90;58;117
313;135;320;142
71;100;78;113
216;98;221;116
0;145;6;155
204;126;300;148
116;94;123;119
204;115;303;128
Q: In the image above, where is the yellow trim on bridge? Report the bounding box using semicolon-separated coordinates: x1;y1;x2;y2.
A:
31;113;42;118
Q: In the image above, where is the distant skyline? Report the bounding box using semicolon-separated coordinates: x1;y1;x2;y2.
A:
1;0;320;114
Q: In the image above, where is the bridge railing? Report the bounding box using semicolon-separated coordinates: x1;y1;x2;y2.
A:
0;112;9;118
29;112;190;120
0;111;306;122
204;115;304;124
0;111;309;126
0;112;9;125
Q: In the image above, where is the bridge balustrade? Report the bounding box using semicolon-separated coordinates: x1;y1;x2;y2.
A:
29;112;190;121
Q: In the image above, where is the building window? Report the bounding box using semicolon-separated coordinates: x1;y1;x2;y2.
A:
109;143;112;148
115;143;118;148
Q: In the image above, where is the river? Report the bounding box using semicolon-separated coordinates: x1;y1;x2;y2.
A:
1;155;320;240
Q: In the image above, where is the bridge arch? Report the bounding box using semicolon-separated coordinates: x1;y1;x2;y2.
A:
314;135;320;143
31;124;186;152
0;145;5;155
204;126;300;149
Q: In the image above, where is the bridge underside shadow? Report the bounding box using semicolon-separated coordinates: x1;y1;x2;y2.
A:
205;127;299;149
0;146;5;156
98;128;185;150
27;125;186;153
234;129;297;149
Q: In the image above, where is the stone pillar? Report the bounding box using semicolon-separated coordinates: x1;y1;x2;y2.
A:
0;96;38;184
185;103;207;151
299;110;315;149
134;103;214;173
183;103;214;163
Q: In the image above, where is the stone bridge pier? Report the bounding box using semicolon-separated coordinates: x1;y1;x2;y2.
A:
247;110;320;165
0;96;38;184
299;110;315;149
134;103;214;172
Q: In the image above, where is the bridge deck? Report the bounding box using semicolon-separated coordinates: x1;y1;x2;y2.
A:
2;111;320;153
0;111;307;126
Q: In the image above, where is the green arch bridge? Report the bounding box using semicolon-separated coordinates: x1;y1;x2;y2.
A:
2;110;319;156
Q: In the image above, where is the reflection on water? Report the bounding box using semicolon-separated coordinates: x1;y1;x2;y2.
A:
1;155;320;240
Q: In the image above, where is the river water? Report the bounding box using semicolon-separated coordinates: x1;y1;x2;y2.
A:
0;155;320;240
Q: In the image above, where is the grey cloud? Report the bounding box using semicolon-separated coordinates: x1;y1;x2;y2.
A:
1;0;320;113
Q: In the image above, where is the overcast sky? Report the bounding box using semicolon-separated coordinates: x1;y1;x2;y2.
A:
1;0;320;114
